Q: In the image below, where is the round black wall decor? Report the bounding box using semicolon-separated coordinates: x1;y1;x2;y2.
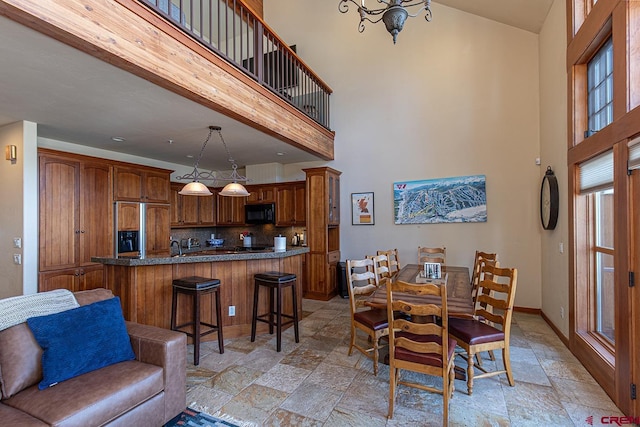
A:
540;166;559;230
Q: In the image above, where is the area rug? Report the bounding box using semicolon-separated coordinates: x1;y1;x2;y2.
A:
164;408;242;427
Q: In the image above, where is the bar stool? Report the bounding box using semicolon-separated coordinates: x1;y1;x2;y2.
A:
171;276;223;365
251;271;299;352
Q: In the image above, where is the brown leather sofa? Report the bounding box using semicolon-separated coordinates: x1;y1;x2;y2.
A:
0;288;186;426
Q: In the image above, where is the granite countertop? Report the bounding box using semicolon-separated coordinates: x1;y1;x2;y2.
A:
92;246;309;266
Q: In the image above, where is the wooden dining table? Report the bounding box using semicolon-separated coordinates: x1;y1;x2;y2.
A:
366;264;474;317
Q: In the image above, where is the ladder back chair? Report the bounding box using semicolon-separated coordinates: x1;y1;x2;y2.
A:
448;264;518;395
376;248;401;275
386;279;455;425
470;251;498;288
368;254;391;287
418;246;446;265
346;258;389;376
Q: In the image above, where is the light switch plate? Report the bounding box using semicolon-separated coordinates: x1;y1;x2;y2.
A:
13;237;21;248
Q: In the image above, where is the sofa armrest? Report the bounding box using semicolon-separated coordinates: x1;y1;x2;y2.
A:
126;321;186;424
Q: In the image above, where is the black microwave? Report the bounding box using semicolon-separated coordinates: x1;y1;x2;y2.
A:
245;203;275;224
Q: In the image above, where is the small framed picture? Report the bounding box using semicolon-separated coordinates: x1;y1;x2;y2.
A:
423;262;442;279
351;192;374;225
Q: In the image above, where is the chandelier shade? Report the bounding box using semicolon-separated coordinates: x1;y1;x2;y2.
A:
178;181;212;196
338;0;432;44
219;182;250;197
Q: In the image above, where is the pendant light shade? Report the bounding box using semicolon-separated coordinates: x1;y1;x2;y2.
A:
219;181;250;197
179;181;212;196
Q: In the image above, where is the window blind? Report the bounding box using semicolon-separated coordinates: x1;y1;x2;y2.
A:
629;136;640;171
579;151;613;194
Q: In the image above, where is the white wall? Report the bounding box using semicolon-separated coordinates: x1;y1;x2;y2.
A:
539;0;569;337
266;1;545;308
0;121;38;298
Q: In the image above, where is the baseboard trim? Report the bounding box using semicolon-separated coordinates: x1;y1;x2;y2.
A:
514;306;541;315
540;310;570;347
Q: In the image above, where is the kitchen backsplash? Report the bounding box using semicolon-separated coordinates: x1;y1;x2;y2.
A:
170;225;306;252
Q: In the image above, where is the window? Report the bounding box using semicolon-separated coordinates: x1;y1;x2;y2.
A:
579;151;615;349
587;38;613;136
594;189;614;344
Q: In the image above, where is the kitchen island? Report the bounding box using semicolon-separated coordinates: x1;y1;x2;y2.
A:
92;247;309;340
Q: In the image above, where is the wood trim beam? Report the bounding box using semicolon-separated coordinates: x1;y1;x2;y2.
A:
0;0;334;160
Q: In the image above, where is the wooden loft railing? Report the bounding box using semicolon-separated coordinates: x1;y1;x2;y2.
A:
141;0;332;130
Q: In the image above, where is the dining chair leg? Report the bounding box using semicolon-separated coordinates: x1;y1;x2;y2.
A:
466;349;475;395
388;367;398;419
449;363;455;397
348;325;356;356
503;346;515;386
372;333;379;376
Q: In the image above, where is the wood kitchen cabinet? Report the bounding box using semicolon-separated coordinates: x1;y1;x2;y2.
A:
114;166;171;203
38;150;113;292
275;182;306;226
328;171;340;226
216;193;245;226
170;182;216;227
303;167;341;300
146;204;171;255
39;264;105;293
246;185;275;204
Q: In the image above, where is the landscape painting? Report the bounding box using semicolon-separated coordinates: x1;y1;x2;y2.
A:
393;175;487;224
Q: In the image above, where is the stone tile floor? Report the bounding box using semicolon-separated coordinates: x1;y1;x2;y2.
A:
185;296;623;426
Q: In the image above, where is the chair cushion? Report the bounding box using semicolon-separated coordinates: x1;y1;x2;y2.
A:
448;317;505;345
393;333;456;367
173;276;221;290
255;272;296;283
354;309;388;331
26;297;135;389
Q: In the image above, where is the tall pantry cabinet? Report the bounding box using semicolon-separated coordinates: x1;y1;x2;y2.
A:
303;167;341;300
38;150;113;292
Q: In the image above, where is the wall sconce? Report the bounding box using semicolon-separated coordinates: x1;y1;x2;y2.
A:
5;145;17;163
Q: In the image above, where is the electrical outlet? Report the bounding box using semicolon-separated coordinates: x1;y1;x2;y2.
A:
228;306;235;316
560;306;565;319
13;254;21;265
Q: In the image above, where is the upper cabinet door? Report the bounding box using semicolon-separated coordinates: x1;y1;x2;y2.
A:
39;155;80;271
79;162;113;264
114;167;170;203
114;167;143;201
246;185;276;204
144;171;171;203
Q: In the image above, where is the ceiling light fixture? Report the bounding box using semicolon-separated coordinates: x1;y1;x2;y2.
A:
338;0;432;44
175;126;250;197
176;126;216;196
215;127;250;197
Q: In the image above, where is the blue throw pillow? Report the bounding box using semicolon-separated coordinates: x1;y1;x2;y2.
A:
26;297;135;389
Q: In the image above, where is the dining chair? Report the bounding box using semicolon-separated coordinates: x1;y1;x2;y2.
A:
418;246;446;265
470;254;499;307
470;251;498;288
368;254;391;286
386;278;455;425
448;264;518;395
346;258;389;376
376;248;401;275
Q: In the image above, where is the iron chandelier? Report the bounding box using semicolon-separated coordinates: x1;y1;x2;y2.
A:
338;0;432;44
176;126;250;197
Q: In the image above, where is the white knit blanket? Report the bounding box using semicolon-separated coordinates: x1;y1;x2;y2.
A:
0;289;79;332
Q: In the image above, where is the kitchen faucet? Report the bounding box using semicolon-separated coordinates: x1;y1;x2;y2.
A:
170;240;182;256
